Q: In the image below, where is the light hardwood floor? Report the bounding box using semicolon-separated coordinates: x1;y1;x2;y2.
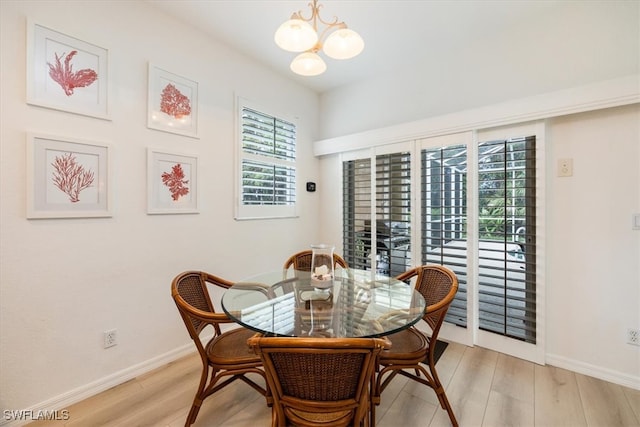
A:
28;342;640;427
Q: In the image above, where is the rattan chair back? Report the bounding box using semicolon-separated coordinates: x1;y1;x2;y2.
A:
396;264;458;333
172;271;270;425
283;250;348;272
248;335;389;427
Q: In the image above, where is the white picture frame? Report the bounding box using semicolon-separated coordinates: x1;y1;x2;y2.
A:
147;149;199;214
147;63;199;138
26;21;110;120
26;133;112;219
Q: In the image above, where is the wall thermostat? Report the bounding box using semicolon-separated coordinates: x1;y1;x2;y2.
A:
306;182;316;192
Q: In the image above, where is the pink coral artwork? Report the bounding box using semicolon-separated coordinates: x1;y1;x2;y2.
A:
148;150;198;214
27;134;112;219
160;84;191;119
47;50;98;96
51;152;95;202
27;22;109;119
161;163;190;201
147;64;198;138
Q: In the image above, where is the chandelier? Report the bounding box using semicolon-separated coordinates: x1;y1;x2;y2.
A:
274;0;364;76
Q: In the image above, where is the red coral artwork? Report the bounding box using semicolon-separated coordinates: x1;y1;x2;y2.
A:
47;50;98;96
161;163;190;201
51;152;95;203
160;84;191;119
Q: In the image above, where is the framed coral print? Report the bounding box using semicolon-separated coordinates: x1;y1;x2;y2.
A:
147;149;198;214
26;21;110;119
147;63;199;138
26;133;112;219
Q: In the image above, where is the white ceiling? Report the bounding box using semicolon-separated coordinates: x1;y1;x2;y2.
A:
147;0;565;94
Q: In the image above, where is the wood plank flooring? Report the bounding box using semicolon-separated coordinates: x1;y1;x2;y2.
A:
27;342;639;427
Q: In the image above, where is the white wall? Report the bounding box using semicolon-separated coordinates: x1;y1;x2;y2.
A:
545;105;640;382
319;0;640;140
0;0;321;416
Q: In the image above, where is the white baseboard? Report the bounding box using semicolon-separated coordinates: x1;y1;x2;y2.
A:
0;344;196;427
546;353;640;391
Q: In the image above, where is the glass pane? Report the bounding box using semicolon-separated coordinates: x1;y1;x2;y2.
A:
477;136;536;343
242;108;295;161
242;160;295;205
375;152;411;277
343;159;372;271
421;144;468;327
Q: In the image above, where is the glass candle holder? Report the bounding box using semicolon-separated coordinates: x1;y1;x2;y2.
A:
310;244;335;288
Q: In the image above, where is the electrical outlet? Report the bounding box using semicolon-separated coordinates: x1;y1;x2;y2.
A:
104;329;117;348
627;328;640;346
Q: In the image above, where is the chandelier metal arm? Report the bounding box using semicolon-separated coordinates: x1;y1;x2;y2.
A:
292;0;348;49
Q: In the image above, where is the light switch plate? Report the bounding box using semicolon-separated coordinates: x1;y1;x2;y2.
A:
633;213;640;230
557;158;573;177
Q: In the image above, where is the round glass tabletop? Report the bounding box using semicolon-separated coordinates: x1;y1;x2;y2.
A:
222;269;426;338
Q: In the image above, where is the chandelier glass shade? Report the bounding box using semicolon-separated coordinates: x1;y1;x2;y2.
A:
290;51;327;76
274;0;364;76
274;19;317;53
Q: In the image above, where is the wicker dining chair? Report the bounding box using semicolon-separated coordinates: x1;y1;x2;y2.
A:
171;271;271;426
373;265;459;426
283;250;349;273
248;335;390;427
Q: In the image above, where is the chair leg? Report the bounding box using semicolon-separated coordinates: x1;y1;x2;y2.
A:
428;363;458;427
185;399;202;426
369;371;376;427
185;363;210;426
378;362;458;427
370;401;375;427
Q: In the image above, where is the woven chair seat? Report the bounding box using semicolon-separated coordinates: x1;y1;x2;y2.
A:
206;327;263;367
380;327;429;362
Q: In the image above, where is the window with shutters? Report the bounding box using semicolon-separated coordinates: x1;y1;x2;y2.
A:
343;152;411;276
421;145;468;327
421;137;537;344
476;136;536;343
236;99;297;220
343;158;371;271
342;127;541;360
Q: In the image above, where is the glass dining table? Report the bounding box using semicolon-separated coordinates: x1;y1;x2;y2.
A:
222;269;426;338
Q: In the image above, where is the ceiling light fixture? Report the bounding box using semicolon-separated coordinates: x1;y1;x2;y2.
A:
274;0;364;77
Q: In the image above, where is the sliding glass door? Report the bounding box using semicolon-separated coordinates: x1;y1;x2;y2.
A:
341;123;544;362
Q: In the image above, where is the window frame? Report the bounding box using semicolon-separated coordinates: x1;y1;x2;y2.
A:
235;97;298;220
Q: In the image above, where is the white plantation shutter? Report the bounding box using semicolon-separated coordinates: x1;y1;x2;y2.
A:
476;136;537;343
421;144;468;327
236;102;297;219
342;151;411;277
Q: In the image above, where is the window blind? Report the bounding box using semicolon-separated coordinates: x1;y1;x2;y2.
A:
342;152;412;276
240;106;296;208
375;152;411;277
477;136;536;343
343;158;372;271
421;145;468;326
